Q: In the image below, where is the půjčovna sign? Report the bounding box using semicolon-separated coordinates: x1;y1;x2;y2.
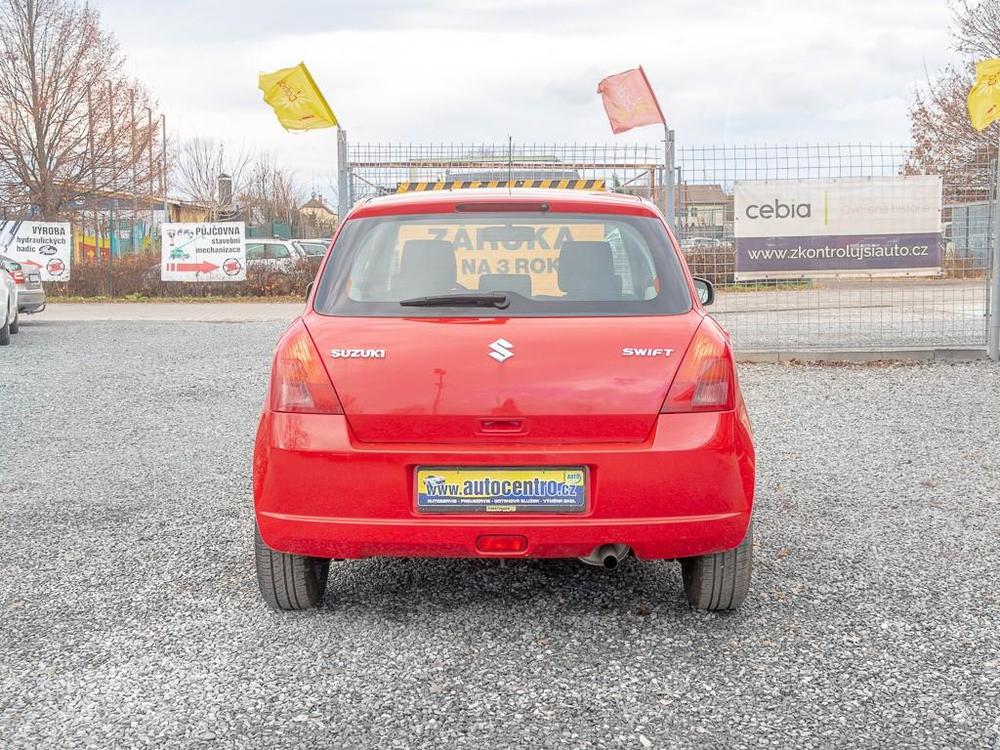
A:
734;176;943;280
160;222;246;282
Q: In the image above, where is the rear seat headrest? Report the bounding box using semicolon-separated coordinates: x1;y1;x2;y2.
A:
395;239;457;292
557;241;620;299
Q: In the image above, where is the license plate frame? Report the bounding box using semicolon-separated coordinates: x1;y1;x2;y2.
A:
414;466;588;514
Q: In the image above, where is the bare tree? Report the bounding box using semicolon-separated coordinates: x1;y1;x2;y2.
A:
173;137;252;215
173;140;313;231
240;153;305;230
907;1;1000;201
0;0;162;219
952;0;1000;57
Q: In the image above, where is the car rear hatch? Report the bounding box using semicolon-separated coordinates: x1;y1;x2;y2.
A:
306;313;701;444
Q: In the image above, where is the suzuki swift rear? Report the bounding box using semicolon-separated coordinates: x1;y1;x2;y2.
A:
253;189;756;611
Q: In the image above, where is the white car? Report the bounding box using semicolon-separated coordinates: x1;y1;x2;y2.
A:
245;238;328;274
0;261;19;345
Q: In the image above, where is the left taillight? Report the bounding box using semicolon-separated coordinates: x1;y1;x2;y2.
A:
270;319;344;414
660;320;735;413
10;269;24;284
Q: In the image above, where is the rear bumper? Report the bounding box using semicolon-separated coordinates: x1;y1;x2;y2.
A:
254;411;755;560
17;289;45;312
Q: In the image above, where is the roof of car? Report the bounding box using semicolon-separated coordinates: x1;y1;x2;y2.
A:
348;188;662;219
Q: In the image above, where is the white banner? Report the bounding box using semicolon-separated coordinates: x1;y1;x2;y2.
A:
733;176;943;279
161;222;246;282
0;220;72;281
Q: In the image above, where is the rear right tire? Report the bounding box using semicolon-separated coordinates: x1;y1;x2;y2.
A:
254;523;330;611
680;522;753;611
9;311;18;334
0;317;9;345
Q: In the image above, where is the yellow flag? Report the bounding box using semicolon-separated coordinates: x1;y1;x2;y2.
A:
968;58;1000;131
259;62;338;131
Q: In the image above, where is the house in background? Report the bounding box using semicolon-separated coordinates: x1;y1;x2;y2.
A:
676;184;732;241
299;194;338;235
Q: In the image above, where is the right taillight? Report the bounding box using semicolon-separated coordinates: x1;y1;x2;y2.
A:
660;322;735;413
270;319;344;414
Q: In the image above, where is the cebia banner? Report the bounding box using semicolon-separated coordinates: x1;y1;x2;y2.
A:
733;176;943;279
160;222;246;282
0;220;72;281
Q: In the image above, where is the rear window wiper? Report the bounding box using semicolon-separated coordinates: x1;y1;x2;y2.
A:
399;292;510;309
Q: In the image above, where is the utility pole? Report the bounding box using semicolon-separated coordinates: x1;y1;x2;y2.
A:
108;80;115;297
147;107;154;243
336;128;349;221
990;136;1000;361
87;84;97;264
663;125;676;237
130;88;137;255
161;114;168;220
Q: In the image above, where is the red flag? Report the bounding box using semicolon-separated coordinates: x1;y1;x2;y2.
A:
596;67;665;134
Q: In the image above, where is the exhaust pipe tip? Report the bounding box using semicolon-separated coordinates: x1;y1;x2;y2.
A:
579;543;630;569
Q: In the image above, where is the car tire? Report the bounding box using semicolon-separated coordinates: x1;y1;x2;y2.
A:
680;522;753;611
9;311;18;334
254;522;330;611
0;317;9;345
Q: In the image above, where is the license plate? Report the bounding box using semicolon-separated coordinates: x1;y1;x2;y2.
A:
28;273;40;282
415;467;587;513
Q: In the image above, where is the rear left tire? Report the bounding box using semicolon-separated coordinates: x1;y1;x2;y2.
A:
254;523;330;611
0;317;9;345
680;522;753;611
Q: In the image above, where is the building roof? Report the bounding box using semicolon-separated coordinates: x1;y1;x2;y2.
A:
678;184;729;205
301;194;333;211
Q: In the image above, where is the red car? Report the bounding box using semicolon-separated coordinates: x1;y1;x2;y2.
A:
253;189;755;611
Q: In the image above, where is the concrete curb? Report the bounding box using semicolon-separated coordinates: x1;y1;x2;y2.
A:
736;348;988;364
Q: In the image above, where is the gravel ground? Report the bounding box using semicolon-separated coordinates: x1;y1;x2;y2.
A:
1;318;998;749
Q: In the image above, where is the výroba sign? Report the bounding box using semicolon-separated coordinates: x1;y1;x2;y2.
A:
734;176;943;280
0;220;72;281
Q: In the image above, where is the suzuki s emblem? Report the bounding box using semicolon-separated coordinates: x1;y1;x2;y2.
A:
488;338;514;363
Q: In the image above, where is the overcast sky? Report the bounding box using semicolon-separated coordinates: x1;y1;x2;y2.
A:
96;0;956;198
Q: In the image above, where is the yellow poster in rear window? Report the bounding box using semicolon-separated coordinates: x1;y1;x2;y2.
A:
397;222;605;296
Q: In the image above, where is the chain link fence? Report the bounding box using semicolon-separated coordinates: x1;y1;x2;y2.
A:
350;141;993;354
675;144;989;352
350;142;667;204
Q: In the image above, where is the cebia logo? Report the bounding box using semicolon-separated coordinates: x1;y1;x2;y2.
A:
745;200;812;220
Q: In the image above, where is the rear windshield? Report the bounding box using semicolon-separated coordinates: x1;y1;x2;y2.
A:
313;212;691;317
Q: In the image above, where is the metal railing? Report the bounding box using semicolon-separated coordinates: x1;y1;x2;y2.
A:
350;141;666;206
675;144;989;352
349;141;993;355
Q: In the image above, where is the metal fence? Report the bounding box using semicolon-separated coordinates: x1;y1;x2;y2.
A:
349;141;993;355
674;144;990;353
350;142;668;205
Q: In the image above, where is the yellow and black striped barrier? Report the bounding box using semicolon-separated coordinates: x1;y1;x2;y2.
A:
395;178;606;193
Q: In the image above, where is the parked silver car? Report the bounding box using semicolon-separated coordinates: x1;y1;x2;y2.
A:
245;238;328;274
0;254;45;314
0;259;19;344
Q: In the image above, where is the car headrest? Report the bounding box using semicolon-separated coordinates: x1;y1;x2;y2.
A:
478;273;533;298
395;239;457;294
557;241;620;299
